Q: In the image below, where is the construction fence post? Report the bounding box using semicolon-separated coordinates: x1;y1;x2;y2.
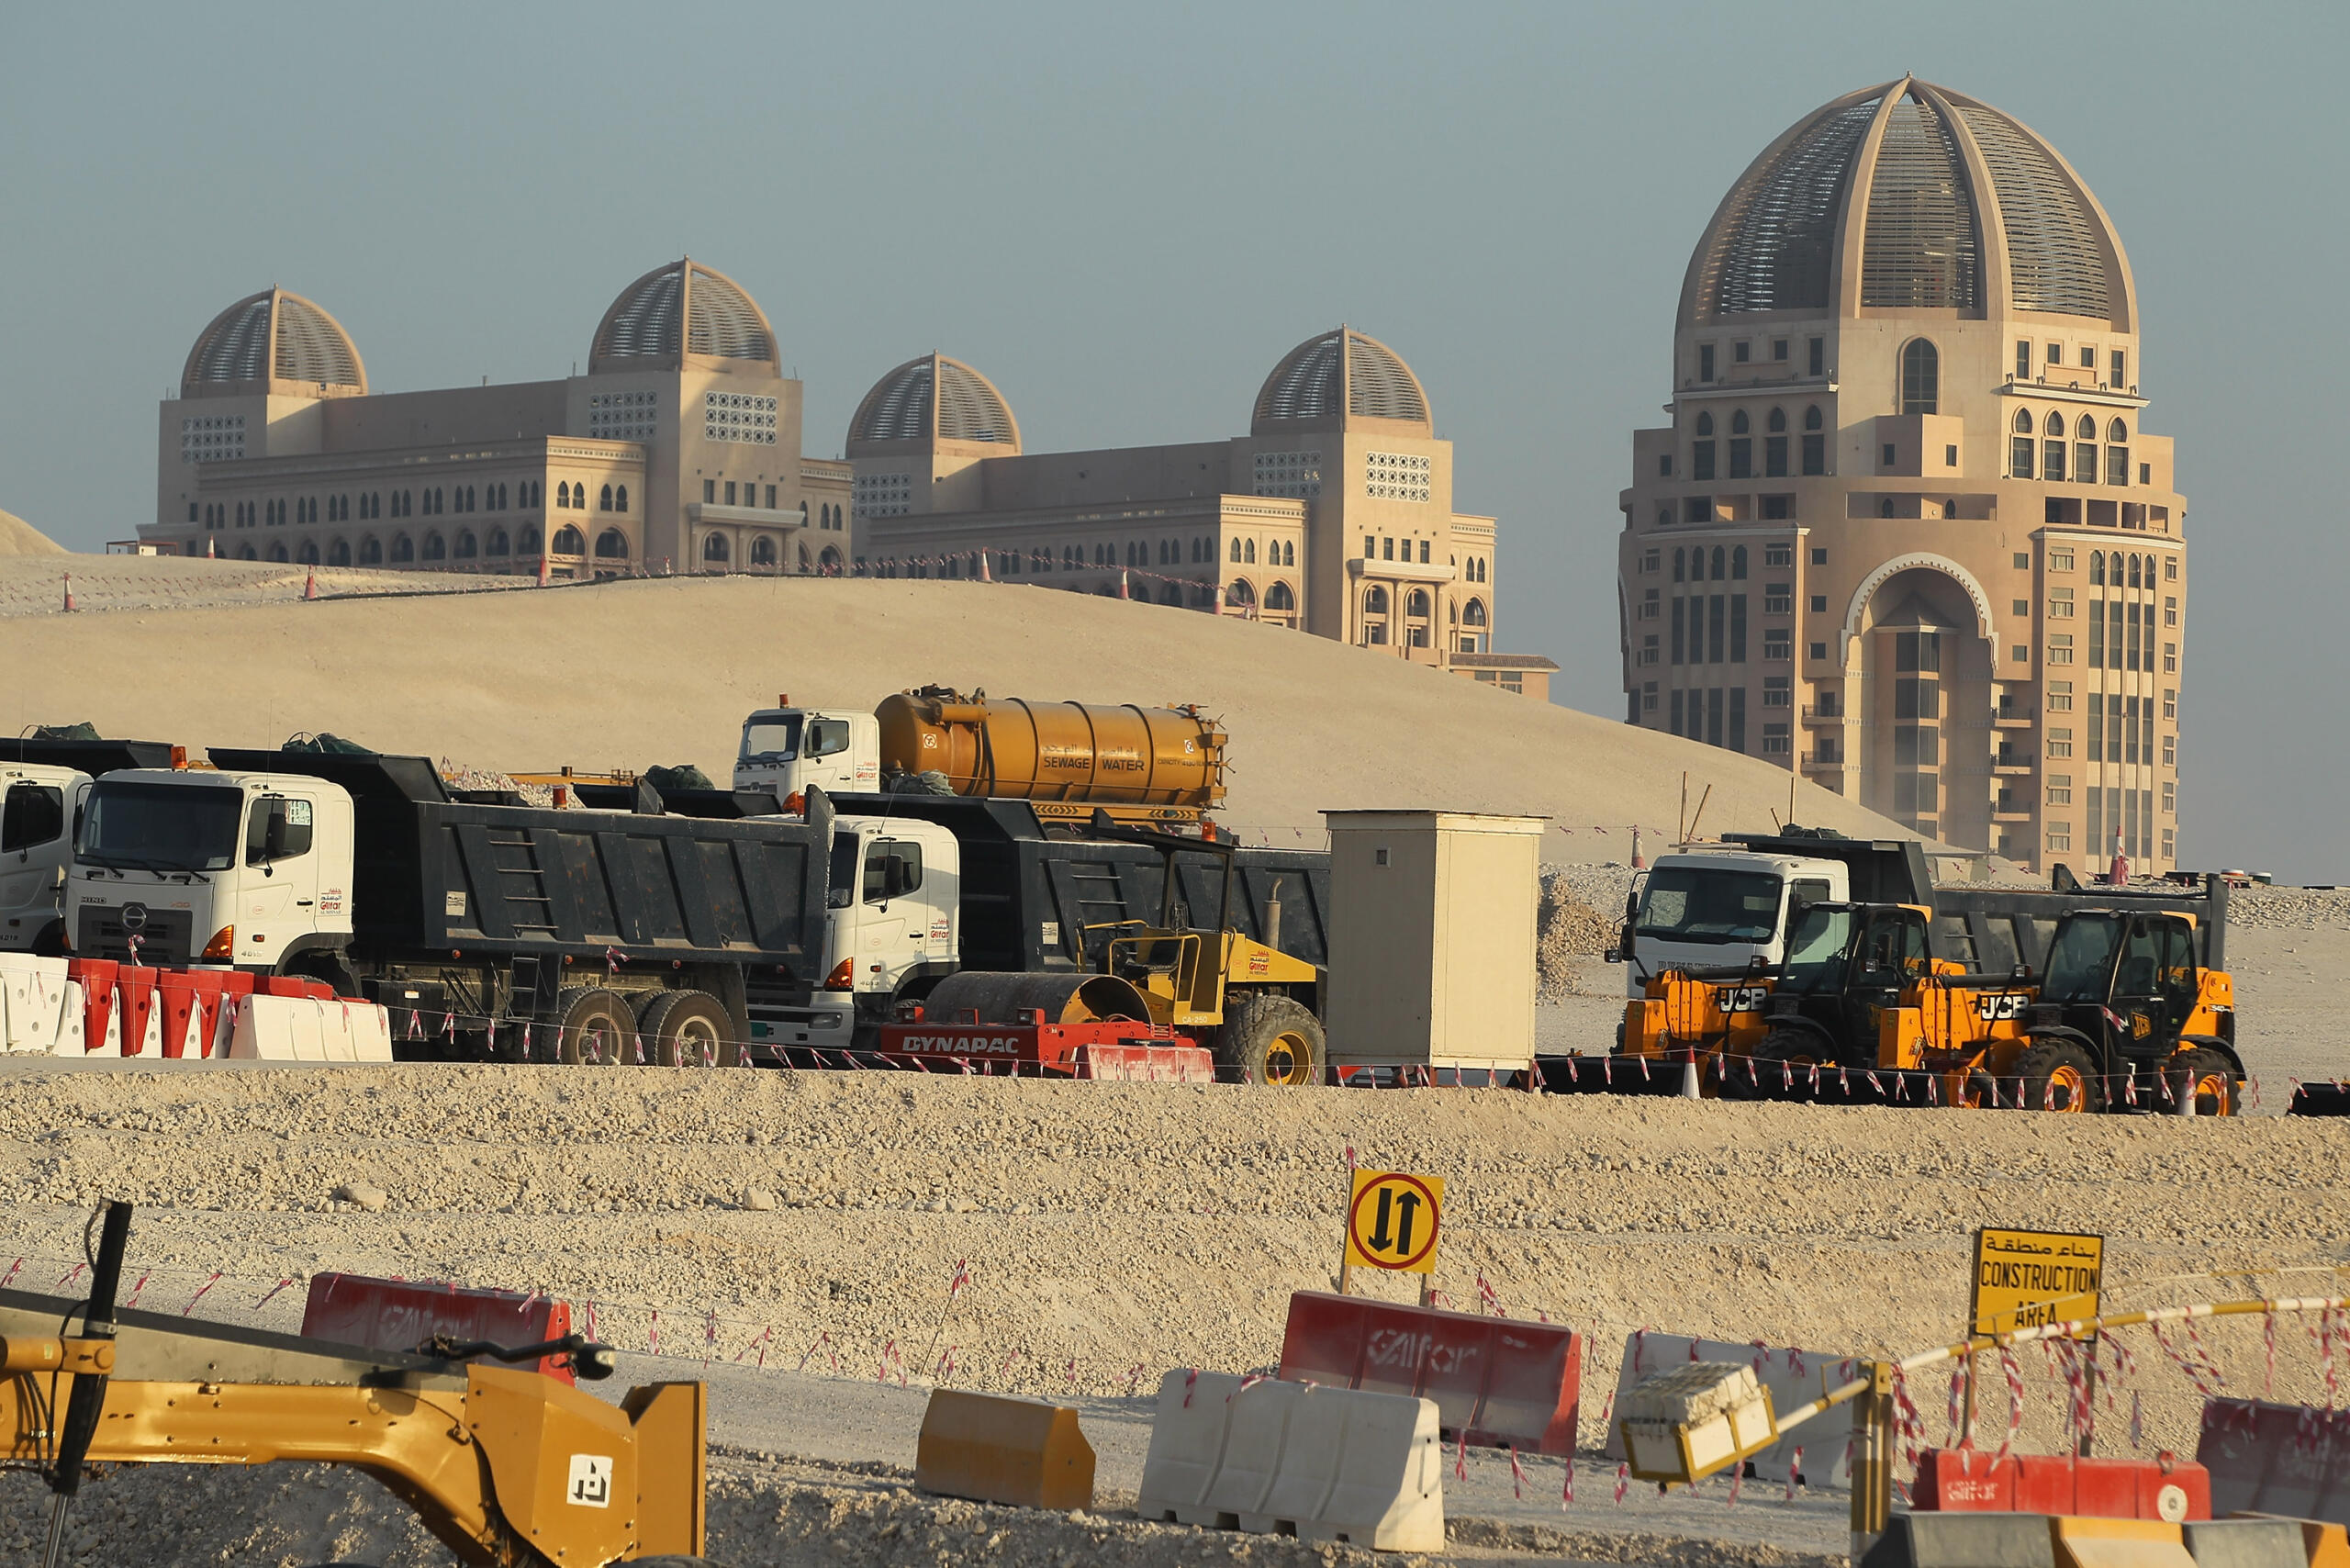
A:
1851;1360;1894;1565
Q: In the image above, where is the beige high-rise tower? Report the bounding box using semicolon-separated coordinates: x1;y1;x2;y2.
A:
1616;78;2187;877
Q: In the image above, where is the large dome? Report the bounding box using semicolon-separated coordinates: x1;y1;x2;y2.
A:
182;288;366;396
589;259;777;371
1251;328;1430;435
1680;78;2132;330
847;353;1020;452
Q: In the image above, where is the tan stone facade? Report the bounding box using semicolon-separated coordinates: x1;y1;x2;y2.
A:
1617;78;2185;875
843;335;1546;696
144;263;851;578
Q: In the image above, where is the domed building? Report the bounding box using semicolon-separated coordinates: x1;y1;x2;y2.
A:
1615;78;2186;873
844;329;1548;694
146;260;850;578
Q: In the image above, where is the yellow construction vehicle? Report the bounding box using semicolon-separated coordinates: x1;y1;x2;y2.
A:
1616;960;1778;1091
8;1202;711;1568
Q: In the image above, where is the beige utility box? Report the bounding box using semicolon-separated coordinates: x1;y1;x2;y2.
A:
1320;810;1546;1076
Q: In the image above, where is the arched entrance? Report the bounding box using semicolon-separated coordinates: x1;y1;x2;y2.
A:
1850;563;1994;848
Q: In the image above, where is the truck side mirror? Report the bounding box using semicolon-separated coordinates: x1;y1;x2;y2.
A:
1602;946;1622;965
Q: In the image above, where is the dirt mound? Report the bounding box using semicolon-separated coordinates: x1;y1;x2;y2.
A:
1538;869;1619;997
0;508;66;556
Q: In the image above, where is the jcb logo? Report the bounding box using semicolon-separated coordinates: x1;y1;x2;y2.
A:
2132;1013;2152;1039
1718;987;1770;1014
1975;992;2029;1022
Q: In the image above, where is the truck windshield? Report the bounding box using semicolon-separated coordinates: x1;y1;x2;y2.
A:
2041;914;2123;1003
1778;904;1855;993
77;781;243;872
1636;868;1783;945
740;716;802;765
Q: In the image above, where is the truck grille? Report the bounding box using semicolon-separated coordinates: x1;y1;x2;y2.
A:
75;905;195;967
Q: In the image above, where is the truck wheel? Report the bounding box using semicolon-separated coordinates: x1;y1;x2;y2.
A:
2010;1037;2102;1113
554;986;635;1066
1748;1030;1868;1103
1216;994;1324;1087
2170;1046;2238;1116
640;990;739;1068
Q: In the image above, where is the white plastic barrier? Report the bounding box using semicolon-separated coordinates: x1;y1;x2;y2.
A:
228;995;394;1064
54;980;87;1055
1136;1370;1444;1552
0;954;69;1054
1604;1332;1853;1487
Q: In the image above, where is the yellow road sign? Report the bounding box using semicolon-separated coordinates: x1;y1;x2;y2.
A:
1971;1226;2104;1336
1345;1170;1445;1274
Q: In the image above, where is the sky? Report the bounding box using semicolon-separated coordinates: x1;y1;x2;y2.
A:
3;3;2343;877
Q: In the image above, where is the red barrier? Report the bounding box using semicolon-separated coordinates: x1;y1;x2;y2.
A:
156;971;222;1058
116;968;161;1056
2197;1398;2350;1525
260;976;335;1001
1277;1290;1581;1454
1914;1447;2210;1521
66;959;118;1052
300;1272;576;1384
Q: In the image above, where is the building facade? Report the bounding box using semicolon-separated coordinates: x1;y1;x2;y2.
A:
145;260;850;577
845;331;1552;695
1615;78;2187;875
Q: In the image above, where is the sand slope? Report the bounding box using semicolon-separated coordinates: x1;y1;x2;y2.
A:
0;566;1907;847
0;509;65;556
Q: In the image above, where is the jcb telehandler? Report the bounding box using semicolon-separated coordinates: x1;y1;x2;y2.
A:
7;1201;713;1568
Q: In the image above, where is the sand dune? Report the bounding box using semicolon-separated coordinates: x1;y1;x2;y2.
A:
0;561;1910;851
0;510;65;556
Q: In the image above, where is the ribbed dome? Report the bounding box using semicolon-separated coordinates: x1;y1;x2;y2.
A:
1681;79;2130;329
846;354;1021;451
589;259;777;371
1251;328;1431;434
181;289;366;396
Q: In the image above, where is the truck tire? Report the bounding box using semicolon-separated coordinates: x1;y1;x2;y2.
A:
554;986;635;1066
1747;1030;1871;1103
1215;994;1323;1087
2169;1046;2238;1117
640;990;740;1068
2010;1037;2102;1113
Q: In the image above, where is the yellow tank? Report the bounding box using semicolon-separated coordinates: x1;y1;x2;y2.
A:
875;687;1225;809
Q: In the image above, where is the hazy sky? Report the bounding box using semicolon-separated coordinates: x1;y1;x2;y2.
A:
4;4;2342;876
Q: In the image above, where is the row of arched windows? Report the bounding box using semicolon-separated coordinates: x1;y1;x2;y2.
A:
1690;404;1828;482
2088;550;2168;590
1229;538;1296;566
2011;409;2131;485
1360;587;1488;625
813;503;845;532
195;482;562;530
1673;544;1749;582
1463;556;1488;583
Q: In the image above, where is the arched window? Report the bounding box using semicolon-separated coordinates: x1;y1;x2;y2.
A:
1730;409;1750;435
1160;582;1184;607
1806;406;1823;431
1406;588;1430;617
328;540;351;566
237;544;257;560
1463;599;1488;627
422;532;445;561
555;482;571;509
296;541;319;565
360;536;382;565
750;535;777;566
1244;539;1257;564
1880;497;1897;518
487;528;509;556
2077;414;2097;441
1656;508;1672;530
453;530;476;559
2128;554;2143;589
1731;545;1748;579
2108;418;2128;442
2089;551;2106;586
1767;408;1785;432
1229;538;1242;563
701;532;729;564
599;484;613;512
799;543;813;574
820;546;843;574
1709;546;1725;579
2045;411;2065;437
554;525;585;556
1901;340;1939;414
1227;578;1256;606
596;529;628;559
1281;541;1295;566
1673;548;1685;582
518;525;542;554
1695;412;1714;437
1260;581;1292;611
2016;409;2035;433
1365;587;1389;614
267;543;289;562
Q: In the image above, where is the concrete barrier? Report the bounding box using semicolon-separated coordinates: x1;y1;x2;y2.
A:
1858;1511;2059;1568
53;980;86;1054
1278;1290;1581;1454
2199;1401;2350;1526
0;954;68;1054
2181;1519;2311;1568
1915;1450;2210;1522
915;1389;1094;1510
301;1272;576;1383
2052;1515;2195;1568
1136;1370;1444;1552
1604;1331;1850;1485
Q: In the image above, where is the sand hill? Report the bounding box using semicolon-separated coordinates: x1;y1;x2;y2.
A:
0;564;1911;852
0;509;65;556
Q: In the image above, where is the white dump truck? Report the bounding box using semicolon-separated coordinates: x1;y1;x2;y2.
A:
0;740;179;955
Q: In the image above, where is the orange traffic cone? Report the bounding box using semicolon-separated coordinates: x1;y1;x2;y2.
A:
62;574;74;612
1117;569;1130;600
303;570;318;601
978;552;993;583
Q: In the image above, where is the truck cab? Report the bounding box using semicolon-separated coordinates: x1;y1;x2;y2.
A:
0;763;89;953
68;768;355;972
1619;851;1846;996
745;813;959;1052
733;708;880;798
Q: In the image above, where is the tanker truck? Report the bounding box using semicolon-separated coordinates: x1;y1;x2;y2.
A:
734;687;1225;833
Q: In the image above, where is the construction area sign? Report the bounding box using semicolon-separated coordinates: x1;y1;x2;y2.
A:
1970;1227;2104;1336
1346;1170;1445;1274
